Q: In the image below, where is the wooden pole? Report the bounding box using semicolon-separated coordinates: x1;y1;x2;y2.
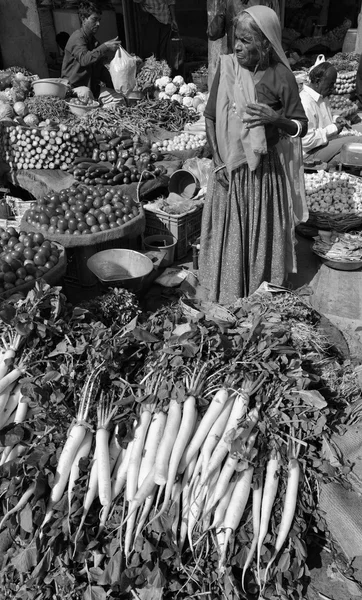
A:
122;0;131;51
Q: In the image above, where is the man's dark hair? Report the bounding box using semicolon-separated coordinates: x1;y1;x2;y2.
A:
78;1;102;22
309;61;336;84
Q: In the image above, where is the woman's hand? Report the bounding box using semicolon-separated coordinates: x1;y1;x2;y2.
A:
243;103;279;129
214;163;229;189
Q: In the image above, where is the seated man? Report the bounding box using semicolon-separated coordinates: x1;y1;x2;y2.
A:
61;0;121;101
300;61;362;166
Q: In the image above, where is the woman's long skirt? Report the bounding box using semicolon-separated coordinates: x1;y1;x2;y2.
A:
199;147;292;305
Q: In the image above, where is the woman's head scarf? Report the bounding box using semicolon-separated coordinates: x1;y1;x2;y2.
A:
244;5;291;71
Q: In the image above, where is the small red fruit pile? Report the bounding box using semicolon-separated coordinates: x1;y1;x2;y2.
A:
24;185;140;236
0;227;60;294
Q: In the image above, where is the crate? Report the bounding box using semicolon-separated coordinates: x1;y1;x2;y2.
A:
64;235;141;288
144;206;203;260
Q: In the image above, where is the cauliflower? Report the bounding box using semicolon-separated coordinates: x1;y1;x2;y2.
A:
179;83;192;97
172;75;185;88
157;76;172;90
197;102;206;114
171;94;182;103
165;82;177;96
182;96;194;108
188;83;197;95
158;91;170;100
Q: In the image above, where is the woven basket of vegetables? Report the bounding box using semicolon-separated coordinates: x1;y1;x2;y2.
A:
304;170;362;232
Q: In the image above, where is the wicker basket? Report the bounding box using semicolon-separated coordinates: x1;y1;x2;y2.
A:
192;72;208;93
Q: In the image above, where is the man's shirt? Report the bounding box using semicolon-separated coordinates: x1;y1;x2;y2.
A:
299;84;339;155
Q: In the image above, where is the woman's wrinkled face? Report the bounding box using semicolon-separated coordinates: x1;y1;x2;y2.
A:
318;67;337;97
82;12;102;37
234;21;260;68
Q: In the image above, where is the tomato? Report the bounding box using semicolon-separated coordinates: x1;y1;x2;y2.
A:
4;271;16;284
108;213;117;223
64;209;75;220
48;255;58;265
75;192;86;203
4;283;15;290
99;222;109;231
7;236;19;248
132;206;139;217
86;215;97;227
49;193;60;203
116;218;124;226
68;218;78;231
0;260;10;273
39;214;50;225
93;197;102;209
123;177;130;185
16;267;27;280
42;240;52;250
34;253;47;267
74;211;85;221
77;222;88;233
10;250;23;261
102;204;113;215
104;191;113;202
55;207;65;216
57;218;67;231
90;224;101;233
122;214;131;223
7;227;18;238
75;204;87;214
97;213;107;224
1;232;11;242
24;275;35;282
24;262;36;275
33;232;45;244
61;202;70;212
109;222;119;229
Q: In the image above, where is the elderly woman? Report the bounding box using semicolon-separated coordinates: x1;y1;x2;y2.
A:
199;6;308;305
300;61;362;165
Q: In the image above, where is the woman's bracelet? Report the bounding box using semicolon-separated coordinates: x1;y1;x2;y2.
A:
290;119;302;138
214;163;226;173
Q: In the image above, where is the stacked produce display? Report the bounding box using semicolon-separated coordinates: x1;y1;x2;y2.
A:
23;184;141;236
304;171;362;215
0;122;95;171
0;280;358;600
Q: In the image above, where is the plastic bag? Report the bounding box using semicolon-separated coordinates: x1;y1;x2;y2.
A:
170;36;185;71
183;157;213;189
309;54;326;73
109;46;137;95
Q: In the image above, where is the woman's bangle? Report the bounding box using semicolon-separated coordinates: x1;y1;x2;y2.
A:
214;163;226;173
290;119;302;138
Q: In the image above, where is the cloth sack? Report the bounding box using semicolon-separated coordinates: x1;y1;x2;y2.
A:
109;46;137;95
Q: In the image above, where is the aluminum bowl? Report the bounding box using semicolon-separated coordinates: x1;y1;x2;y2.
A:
33;78;68;98
87;249;154;292
67;100;99;117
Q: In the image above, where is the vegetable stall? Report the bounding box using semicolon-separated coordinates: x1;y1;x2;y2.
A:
0;51;362;600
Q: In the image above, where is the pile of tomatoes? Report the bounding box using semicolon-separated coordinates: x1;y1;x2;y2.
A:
24;184;140;236
0;227;60;294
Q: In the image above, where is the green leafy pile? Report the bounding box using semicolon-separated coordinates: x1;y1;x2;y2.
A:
0;282;359;600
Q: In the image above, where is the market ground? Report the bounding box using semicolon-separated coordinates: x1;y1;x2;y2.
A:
63;232;362;600
141;233;362;600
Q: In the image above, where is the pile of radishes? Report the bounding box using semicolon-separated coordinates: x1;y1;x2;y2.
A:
304;171;362;214
154;75;207;114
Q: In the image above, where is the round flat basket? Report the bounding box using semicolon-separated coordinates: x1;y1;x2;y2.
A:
313;250;362;271
306;210;362;233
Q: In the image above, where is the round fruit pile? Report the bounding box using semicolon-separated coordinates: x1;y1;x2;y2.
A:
0;227;60;294
334;71;356;95
24;185;140;236
329;94;359;116
156;132;206;153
